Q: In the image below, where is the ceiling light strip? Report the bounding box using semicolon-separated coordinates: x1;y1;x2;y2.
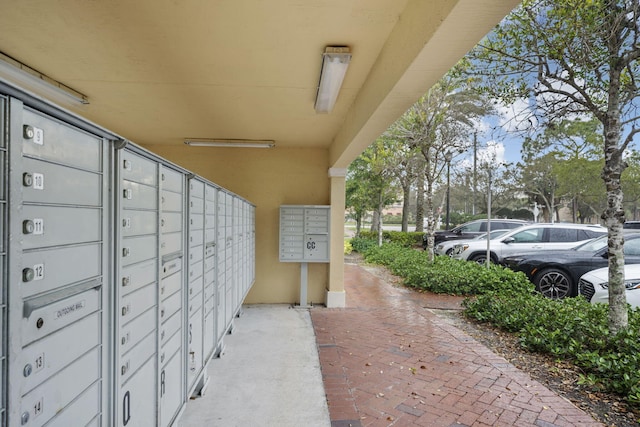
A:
314;46;351;113
0;52;89;106
184;139;275;148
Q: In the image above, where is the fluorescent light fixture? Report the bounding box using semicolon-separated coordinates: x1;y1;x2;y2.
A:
184;139;275;148
0;52;89;106
314;46;351;113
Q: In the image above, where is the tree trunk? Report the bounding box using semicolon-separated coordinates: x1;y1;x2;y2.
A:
371;210;380;233
424;178;436;262
401;183;411;232
415;178;425;232
602;67;628;334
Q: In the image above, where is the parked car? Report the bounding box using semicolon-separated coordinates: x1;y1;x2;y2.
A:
624;221;640;229
502;232;640;299
579;264;640;308
424;219;529;249
435;229;511;257
451;223;607;265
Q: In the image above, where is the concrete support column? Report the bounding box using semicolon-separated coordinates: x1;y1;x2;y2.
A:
326;167;346;307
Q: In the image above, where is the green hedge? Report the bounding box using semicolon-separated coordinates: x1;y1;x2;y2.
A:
350;239;640;407
356;231;424;247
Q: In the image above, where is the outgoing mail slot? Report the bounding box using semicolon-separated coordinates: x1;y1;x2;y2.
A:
204;243;215;259
121;259;157;297
21;312;100;393
21;243;101;299
121;150;157;186
119;307;156;353
22;206;100;250
22;109;102;171
160;167;183;194
304;234;329;261
161;256;182;278
20;346;100;427
118;358;156;427
160;270;182;301
119;332;155;383
121;235;157;267
22;157;102;206
121;181;157;210
121;210;157;237
120;283;156;326
22;286;100;345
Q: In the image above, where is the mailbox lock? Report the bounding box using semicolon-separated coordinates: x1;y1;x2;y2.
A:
23;125;35;140
23;220;35;234
21;411;29;425
36;318;44;329
22;268;35;282
23;173;33;187
23;364;33;377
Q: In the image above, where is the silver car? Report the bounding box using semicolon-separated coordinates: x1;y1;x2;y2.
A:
451;223;606;264
578;264;640;308
437;229;511;257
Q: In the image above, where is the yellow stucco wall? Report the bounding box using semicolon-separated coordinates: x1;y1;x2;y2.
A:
146;144;331;305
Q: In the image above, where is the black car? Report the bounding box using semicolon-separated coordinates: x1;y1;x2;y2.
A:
423;219;529;249
502;232;640;299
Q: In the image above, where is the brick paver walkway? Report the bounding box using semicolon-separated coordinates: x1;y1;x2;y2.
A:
310;263;602;427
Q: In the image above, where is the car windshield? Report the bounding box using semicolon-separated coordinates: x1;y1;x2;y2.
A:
573;235;607;252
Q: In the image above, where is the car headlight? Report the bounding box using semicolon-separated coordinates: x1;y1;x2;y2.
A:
461;244;470;251
597;280;640;290
436;244;444;250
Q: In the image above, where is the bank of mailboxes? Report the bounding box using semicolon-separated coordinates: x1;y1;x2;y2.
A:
279;205;330;262
1;87;256;426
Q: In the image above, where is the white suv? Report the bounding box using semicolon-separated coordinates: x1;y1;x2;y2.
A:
451;223;606;264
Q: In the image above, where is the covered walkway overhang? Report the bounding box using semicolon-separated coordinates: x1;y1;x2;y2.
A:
0;0;519;306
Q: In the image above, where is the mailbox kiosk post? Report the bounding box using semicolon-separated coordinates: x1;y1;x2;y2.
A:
279;205;330;307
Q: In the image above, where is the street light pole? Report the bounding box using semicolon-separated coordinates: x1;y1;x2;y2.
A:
445;151;453;230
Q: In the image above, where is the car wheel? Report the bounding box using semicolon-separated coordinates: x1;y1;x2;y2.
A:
534;269;573;299
446;248;454;257
469;253;494;264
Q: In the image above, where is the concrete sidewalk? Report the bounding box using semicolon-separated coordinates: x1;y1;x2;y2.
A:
178;305;330;427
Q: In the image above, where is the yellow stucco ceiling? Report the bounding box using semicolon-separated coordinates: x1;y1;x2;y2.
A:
0;0;519;168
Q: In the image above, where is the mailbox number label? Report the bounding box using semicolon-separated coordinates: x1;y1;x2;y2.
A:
33;219;44;235
33;173;44;190
33;263;44;281
34;353;45;373
306;241;316;250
